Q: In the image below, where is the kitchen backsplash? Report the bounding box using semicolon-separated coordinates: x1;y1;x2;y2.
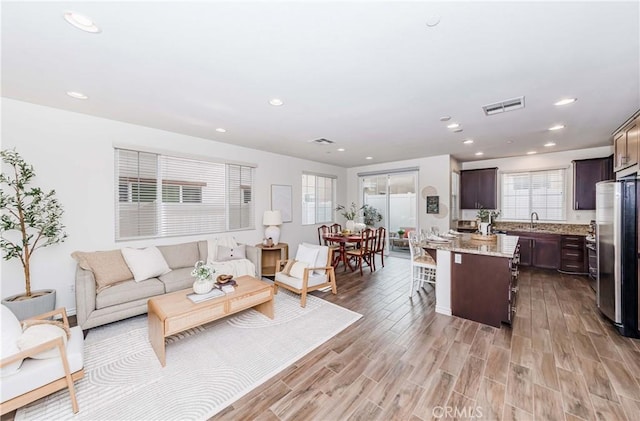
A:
492;221;590;235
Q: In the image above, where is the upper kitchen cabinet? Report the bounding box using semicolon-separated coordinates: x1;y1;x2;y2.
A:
460;168;498;209
573;156;613;210
613;111;639;172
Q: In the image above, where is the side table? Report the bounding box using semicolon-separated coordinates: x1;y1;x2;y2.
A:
256;243;289;277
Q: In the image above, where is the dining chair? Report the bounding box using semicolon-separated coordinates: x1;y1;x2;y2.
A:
373;226;386;270
346;228;376;275
409;238;436;297
329;223;342;234
317;225;330;245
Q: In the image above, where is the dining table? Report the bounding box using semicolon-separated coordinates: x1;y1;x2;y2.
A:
322;233;363;271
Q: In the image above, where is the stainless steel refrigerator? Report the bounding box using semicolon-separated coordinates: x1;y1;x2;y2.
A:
596;178;638;338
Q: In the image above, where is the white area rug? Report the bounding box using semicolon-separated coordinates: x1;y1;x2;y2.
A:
16;290;362;421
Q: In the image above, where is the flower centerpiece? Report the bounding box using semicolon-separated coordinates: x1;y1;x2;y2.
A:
190;260;215;294
336;202;359;232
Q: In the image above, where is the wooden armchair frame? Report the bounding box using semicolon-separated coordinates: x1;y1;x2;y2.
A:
0;308;84;415
274;248;337;307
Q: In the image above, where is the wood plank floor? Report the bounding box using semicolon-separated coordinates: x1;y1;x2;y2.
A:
212;256;640;421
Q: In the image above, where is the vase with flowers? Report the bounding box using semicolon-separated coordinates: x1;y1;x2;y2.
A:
336;202;358;232
191;260;215;294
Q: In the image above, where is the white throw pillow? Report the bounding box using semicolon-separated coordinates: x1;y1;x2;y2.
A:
289;261;310;279
0;305;23;376
16;324;68;359
295;244;319;269
216;244;246;261
121;246;171;282
301;243;330;275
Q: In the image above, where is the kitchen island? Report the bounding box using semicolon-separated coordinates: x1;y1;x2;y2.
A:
422;233;520;327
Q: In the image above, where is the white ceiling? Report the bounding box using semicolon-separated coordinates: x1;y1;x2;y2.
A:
2;1;639;168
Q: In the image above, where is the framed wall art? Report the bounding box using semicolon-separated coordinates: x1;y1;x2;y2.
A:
426;196;439;214
271;184;292;223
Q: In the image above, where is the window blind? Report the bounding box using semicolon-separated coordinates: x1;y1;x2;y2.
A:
302;173;336;225
501;168;565;221
115;148;254;240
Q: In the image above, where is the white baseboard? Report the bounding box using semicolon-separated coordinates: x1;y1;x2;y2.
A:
435;305;452;316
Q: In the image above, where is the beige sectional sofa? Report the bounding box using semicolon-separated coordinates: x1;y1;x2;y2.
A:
74;239;261;331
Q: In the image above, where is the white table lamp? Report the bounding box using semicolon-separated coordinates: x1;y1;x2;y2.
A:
263;210;283;245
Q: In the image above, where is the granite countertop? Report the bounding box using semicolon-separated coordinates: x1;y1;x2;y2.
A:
422;233;519;258
493;222;590;236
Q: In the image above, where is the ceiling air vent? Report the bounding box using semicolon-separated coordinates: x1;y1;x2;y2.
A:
482;96;525;116
310;138;334;145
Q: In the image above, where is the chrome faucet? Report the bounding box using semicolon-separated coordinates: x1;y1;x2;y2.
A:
530;211;539;229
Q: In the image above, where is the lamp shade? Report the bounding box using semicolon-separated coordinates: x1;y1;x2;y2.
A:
263;210;282;226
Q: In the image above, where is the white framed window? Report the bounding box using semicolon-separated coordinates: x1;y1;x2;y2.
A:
302;173;336;225
115;148;254;240
501;168;566;221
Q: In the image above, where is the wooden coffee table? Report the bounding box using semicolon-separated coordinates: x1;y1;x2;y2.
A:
147;275;274;366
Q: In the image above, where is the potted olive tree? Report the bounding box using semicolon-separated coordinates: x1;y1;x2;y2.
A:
0;149;67;320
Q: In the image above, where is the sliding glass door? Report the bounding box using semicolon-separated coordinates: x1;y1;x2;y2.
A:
360;170;418;255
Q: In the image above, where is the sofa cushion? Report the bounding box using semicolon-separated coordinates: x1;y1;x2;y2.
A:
16;324;68;359
295;244;319;268
121;247;171;282
157;242;200;269
71;249;134;292
158;267;194;293
289;261;309;279
207;237;237;262
1;305;23;377
275;271;328;290
301;243;330;275
96;278;165;309
216;244;246;261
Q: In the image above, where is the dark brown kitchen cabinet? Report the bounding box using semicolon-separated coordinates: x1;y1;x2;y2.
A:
460;168;498;209
516;236;533;266
451;251;518;327
509;231;561;270
573;156;613;210
560;235;587;273
613;112;639;172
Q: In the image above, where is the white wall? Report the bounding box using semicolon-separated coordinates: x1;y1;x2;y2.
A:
460;146;613;223
0;99;347;312
346;154;453;235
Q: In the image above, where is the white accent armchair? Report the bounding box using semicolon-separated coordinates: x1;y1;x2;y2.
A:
0;306;85;415
274;243;337;307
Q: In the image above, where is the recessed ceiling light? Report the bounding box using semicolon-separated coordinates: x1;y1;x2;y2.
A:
475;152;484;156
439;116;451;122
269;98;283;106
554;98;577;106
447;123;460;129
337;148;345;152
548;124;565;131
365;156;373;160
463;139;474;145
453;128;463;133
506;140;514;144
215;128;226;133
66;91;88;99
425;15;441;27
63;12;101;33
527;151;537;155
544;141;556;147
